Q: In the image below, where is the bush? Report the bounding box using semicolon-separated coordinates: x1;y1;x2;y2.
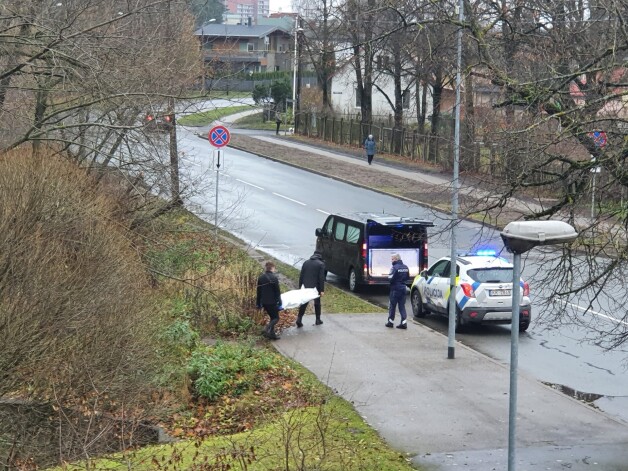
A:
0;149;163;465
188;342;280;401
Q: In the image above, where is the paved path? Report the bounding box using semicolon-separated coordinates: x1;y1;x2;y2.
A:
274;314;628;470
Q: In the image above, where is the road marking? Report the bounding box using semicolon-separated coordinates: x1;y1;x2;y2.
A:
316;209;330;215
236;178;264;190
564;301;628;327
272;192;306;206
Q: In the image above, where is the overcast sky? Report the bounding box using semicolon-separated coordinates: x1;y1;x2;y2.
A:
269;0;293;13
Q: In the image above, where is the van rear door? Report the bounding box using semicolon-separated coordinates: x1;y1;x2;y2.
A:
365;221;432;283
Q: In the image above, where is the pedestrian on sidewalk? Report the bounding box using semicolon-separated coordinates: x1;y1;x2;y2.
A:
386;253;410;329
275;110;283;135
257;261;282;340
296;251;326;327
363;134;376;165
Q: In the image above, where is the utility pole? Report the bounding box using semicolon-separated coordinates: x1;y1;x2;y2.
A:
167;0;182;206
447;0;464;359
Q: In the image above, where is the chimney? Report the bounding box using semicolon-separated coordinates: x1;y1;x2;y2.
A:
247;16;252;27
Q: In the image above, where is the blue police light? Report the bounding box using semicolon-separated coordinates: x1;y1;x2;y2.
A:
473;248;497;257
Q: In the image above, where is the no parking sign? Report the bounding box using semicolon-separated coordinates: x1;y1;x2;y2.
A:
208;125;231;148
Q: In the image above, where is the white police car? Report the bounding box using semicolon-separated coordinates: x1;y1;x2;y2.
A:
410;251;532;332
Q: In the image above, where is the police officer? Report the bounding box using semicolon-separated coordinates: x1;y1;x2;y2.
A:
386;253;409;329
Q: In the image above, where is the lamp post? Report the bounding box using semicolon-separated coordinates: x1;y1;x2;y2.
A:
500;220;578;471
447;0;465;360
291;16;301;126
200;18;216;94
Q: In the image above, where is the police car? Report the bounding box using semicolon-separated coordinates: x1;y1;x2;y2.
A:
410;251;532;332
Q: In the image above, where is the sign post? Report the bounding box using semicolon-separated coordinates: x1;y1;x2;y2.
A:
587;130;606;220
208;125;231;235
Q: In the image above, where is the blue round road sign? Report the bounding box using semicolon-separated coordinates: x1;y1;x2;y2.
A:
588;130;607;148
208;125;231;148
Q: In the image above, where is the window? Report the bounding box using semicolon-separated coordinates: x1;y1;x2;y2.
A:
402;90;410;109
355;88;362;108
428;260;450;277
334;221;347;241
247;43;254;52
468;268;513;283
346;225;360;244
323;217;334;235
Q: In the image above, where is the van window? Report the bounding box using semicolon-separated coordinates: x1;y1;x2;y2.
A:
323;217;334;236
346;225;360;244
335;221;347;241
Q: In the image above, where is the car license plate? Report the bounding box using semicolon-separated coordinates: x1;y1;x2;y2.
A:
490;289;511;296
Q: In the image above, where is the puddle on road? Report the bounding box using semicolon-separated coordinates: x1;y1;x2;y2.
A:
542;382;604;403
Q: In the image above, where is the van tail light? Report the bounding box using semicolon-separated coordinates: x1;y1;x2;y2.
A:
460;283;475;298
522;281;530;297
362;243;368;275
422;241;428;271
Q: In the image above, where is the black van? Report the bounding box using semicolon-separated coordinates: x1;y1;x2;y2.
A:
315;213;434;292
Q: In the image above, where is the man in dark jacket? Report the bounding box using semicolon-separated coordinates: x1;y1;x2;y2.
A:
386;253;410;329
257;261;282;340
296;251;326;327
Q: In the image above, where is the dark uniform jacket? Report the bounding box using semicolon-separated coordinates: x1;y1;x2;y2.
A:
257;270;282;307
299;252;326;293
388;259;409;289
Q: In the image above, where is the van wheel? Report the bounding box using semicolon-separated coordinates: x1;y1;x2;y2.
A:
411;289;426;318
348;268;359;292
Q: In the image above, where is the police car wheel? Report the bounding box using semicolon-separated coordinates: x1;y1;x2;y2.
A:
411;290;426;318
348;268;359;292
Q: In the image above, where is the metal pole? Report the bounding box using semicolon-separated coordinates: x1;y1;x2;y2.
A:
447;0;464;360
215;149;221;236
292;16;298;124
591;170;596;220
508;252;522;471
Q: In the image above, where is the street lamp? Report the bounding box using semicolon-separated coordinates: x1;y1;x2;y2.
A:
500;220;578;471
201;18;216;94
292;17;302;126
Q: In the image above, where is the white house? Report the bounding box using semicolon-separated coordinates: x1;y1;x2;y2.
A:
330;54;433;123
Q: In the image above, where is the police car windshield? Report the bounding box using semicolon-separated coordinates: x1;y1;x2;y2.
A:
467;268;513;283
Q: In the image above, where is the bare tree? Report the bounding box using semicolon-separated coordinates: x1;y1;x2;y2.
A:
0;0;200;217
460;0;628;348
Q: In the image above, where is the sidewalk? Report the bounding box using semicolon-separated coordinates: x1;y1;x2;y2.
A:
274;314;628;470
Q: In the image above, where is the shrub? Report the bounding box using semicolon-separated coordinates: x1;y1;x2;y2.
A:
188;342;280;401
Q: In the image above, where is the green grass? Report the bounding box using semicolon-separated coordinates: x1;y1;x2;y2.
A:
234;111;282;131
49;397;416;471
178;105;254;126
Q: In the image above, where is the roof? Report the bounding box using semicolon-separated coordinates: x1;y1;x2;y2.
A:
336;212;434;227
455;255;513;268
194;23;289;38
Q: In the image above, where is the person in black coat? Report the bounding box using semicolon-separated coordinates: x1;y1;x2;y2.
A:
256;261;282;340
296;251;326;327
